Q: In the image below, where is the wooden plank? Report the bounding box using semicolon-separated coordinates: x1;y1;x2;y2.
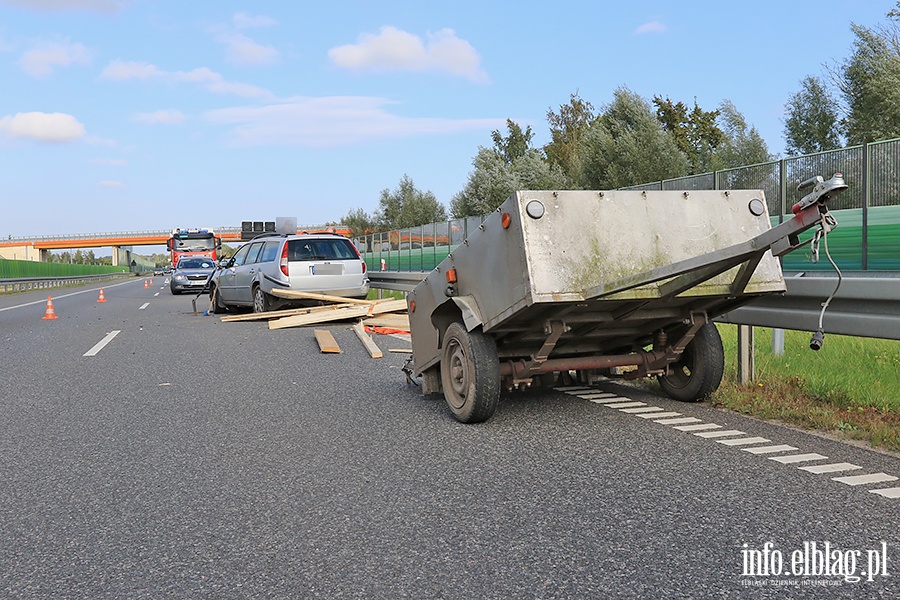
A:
362;313;410;331
268;305;371;329
220;303;354;322
351;322;383;358
367;299;408;315
314;329;341;353
269;289;376;306
388;348;413;353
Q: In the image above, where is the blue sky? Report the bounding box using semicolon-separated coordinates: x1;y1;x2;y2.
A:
1;0;895;241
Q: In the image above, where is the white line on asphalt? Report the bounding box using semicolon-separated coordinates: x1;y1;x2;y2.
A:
799;462;862;474
674;423;722;432
605;401;647;409
588;397;631;404
139;303;150;310
716;436;771;446
620;406;666;414
636;411;681;419
154;292;159;297
83;330;120;357
654;417;703;425
694;429;745;438
0;279;135;313
555;387;592;392
832;473;898;486
742;445;798;455
769;453;828;464
870;487;900;498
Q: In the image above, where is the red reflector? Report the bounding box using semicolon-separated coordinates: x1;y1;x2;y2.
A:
501;212;511;229
409;300;416;313
446;269;457;283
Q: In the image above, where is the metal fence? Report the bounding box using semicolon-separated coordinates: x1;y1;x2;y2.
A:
357;138;900;273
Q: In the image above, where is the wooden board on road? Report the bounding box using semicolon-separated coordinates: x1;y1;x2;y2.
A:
268;305;371;329
314;329;341;353
352;322;383;358
220;303;354;322
269;289;376;306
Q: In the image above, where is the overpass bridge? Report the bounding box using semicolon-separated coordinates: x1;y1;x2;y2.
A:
0;224;350;265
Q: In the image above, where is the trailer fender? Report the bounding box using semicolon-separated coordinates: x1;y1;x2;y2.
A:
451;295;484;331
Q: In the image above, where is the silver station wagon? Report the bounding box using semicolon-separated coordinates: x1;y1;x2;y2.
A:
209;233;369;313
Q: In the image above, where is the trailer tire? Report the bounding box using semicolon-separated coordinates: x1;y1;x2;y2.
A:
658;323;724;402
441;322;500;423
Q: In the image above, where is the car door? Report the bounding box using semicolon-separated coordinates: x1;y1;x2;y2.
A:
232;242;264;303
217;244;251;303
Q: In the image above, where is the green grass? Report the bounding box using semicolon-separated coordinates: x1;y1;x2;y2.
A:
713;324;900;452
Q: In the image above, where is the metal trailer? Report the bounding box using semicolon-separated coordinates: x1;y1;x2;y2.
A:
406;174;848;423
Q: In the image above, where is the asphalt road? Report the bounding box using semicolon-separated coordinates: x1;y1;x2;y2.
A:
1;278;898;598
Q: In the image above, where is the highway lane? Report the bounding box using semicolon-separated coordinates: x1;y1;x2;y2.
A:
0;279;898;598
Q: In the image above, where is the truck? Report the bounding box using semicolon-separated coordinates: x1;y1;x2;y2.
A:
166;228;222;268
406;174;847;423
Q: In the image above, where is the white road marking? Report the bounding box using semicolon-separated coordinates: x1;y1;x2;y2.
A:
654;416;702;425
769;453;828;464
636;411;681;419
0;279;134;313
717;436;771;446
555;386;592;392
139;303;150;310
694;429;745;439
154;292;159;297
800;462;862;474
606;401;647;409
832;473;898;486
576;393;617;399
742;444;798;455
588;397;631;404
674;423;722;432
620;406;666;414
83;330;120;357
870;487;900;499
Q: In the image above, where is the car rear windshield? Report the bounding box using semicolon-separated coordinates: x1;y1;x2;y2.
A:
287;238;358;261
179;259;214;269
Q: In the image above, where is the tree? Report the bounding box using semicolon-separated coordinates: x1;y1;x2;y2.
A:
451;120;568;218
712;100;772;169
339;207;376;238
653;96;723;174
544;92;596;181
833;9;900;145
375;174;447;230
783;76;842;155
576;87;689;189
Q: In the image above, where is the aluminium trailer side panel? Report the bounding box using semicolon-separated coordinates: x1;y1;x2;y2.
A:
408;189;786;377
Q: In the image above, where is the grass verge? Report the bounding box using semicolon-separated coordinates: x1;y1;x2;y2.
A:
713;324;900;453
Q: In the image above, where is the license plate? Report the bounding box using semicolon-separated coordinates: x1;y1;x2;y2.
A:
310;264;343;275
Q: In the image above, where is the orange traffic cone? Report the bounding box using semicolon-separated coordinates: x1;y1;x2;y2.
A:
42;296;58;320
97;288;107;303
144;279;149;288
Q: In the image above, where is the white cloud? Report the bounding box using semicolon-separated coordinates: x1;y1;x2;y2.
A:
98;180;124;188
19;39;91;77
101;60;272;98
328;26;489;83
134;109;185;125
0;111;86;142
218;32;279;66
205;96;505;147
635;20;667;34
0;0;127;13
232;12;276;29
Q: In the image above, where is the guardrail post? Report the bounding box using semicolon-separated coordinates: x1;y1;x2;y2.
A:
772;328;785;356
737;325;755;384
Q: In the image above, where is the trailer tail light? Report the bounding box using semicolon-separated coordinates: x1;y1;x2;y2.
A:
409;300;416;313
501;212;511;229
446;269;457;283
280;243;289;276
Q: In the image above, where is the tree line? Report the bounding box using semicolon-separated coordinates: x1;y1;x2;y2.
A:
340;3;900;237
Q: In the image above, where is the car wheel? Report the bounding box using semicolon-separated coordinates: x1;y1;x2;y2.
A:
209;284;226;313
253;286;270;313
658;323;725;402
440;322;501;423
170;286;179;295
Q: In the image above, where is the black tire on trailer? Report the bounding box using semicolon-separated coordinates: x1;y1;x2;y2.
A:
253;286;270;313
658;323;725;402
440;322;501;423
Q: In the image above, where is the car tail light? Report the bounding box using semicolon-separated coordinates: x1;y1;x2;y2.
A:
280;243;289;276
361;261;367;274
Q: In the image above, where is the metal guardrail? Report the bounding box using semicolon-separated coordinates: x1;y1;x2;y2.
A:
0;273;132;293
369;271;900;341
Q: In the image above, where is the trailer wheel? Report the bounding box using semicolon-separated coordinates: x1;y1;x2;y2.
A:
441;322;500;423
658;323;724;402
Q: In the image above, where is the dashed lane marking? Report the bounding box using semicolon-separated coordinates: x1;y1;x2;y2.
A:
636;411;682;419
870;487;900;499
717;436;771;446
83;330;120;357
653;417;703;425
799;462;862;474
674;423;722;432
620;407;667;414
694;429;745;439
769;453;829;464
139;302;150;310
832;473;899;486
742;444;798;455
605;401;647;409
588;397;631;404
